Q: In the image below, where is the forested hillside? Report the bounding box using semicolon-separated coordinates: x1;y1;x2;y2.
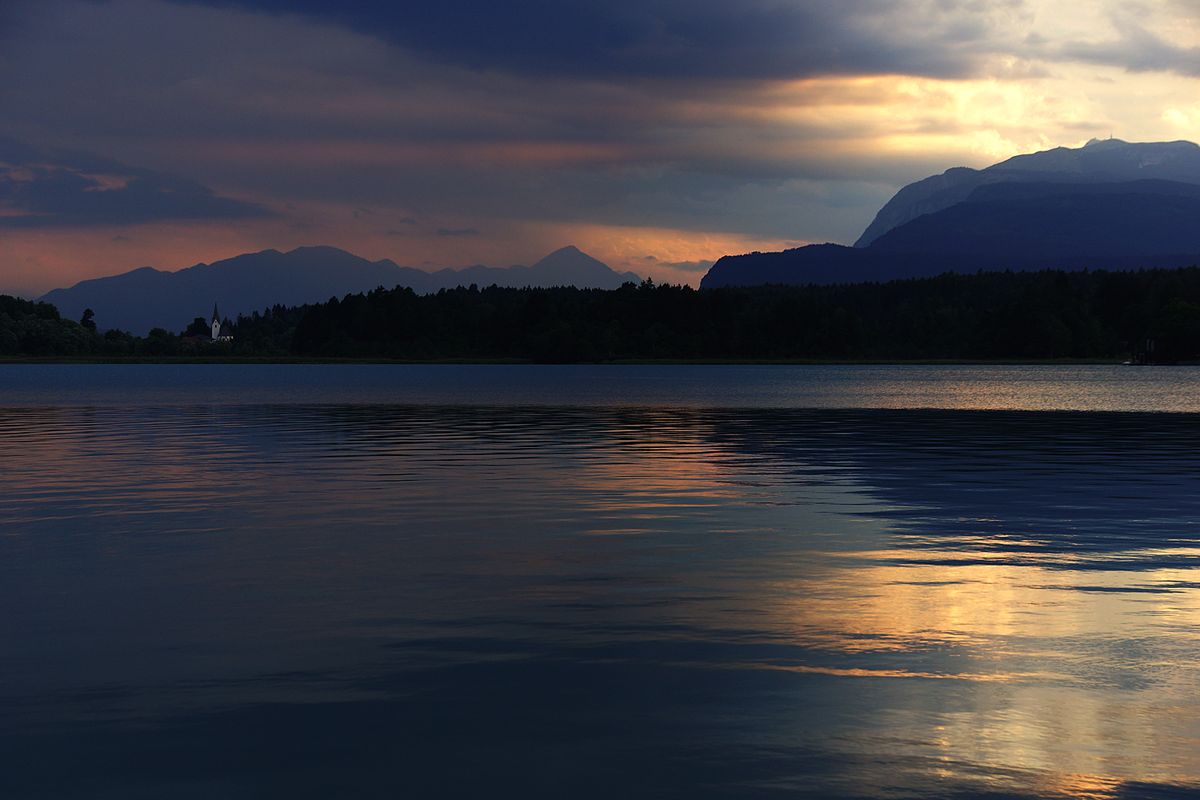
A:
0;295;120;356
7;268;1200;362
283;270;1200;362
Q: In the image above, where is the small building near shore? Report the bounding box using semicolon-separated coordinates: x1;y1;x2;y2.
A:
210;304;234;342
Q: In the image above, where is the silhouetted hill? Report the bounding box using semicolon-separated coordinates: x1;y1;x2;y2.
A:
701;245;890;288
872;180;1200;259
856;139;1200;247
16;267;1200;363
703;140;1200;289
703;186;1200;287
41;245;638;333
435;246;639;290
278;268;1200;363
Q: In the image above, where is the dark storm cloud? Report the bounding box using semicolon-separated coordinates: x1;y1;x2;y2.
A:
0;0;980;248
0;0;1081;238
174;0;1200;82
0;136;267;228
5;0;1197;295
174;0;1022;81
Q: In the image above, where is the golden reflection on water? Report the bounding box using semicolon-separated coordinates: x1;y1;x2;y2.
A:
521;412;1200;793
763;552;1200;794
6;401;1200;797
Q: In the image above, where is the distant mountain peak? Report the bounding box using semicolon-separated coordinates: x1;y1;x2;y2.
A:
526;245;639;286
855;137;1200;247
1084;137;1128;150
40;244;640;333
287;245;353;257
533;244;602;267
705;137;1200;289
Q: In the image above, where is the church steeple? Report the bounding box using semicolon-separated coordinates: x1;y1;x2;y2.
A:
211;303;221;341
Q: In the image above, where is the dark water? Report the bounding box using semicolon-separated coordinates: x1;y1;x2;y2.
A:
4;365;1200;798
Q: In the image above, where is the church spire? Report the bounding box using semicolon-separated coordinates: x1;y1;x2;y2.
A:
212;303;220;323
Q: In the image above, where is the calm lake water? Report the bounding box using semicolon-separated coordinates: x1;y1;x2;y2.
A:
4;365;1200;798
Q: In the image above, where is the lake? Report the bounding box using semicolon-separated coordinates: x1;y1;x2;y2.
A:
4;364;1200;798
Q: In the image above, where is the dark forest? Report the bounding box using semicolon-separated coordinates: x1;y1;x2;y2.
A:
6;268;1200;363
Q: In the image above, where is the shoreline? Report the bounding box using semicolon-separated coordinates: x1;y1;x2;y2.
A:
0;356;1129;366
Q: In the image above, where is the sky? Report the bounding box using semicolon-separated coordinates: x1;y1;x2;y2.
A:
1;0;1198;295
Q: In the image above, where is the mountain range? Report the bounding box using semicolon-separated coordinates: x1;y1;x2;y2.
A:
39;138;1200;320
702;139;1200;288
42;245;640;334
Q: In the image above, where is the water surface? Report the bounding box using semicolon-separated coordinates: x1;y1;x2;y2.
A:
3;365;1200;798
6;362;1200;411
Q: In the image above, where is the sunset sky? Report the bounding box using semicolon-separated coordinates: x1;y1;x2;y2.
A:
1;0;1198;295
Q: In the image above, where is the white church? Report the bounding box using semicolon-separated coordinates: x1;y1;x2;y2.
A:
210;304;234;342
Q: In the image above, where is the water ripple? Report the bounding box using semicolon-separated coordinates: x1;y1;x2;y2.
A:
4;368;1200;797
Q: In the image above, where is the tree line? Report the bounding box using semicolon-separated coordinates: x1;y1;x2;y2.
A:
5;268;1200;362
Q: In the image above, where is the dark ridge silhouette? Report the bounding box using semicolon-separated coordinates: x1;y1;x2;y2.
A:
856;138;1200;247
433;245;640;292
257;268;1200;363
870;180;1200;259
703;182;1200;289
11;268;1200;363
703;139;1200;290
39;245;639;334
